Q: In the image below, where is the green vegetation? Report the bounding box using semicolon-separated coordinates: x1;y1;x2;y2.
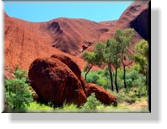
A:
83;29;135;92
25;92;148;113
134;40;149;85
82;64;147;103
81;93;102;111
4;67;148;112
83;42;104;81
4;28;149;113
81;28;149;112
4;68;33;112
82;65;146;90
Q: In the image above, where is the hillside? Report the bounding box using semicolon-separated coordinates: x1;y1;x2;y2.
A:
4;0;149;72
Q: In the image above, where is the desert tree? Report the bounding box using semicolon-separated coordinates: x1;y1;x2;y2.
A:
103;39;115;91
134;39;148;85
103;39;121;92
110;39;121;93
114;28;134;89
121;53;133;89
83;42;105;81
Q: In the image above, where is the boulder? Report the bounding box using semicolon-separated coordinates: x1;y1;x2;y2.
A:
85;83;117;106
28;57;87;106
51;54;88;96
28;55;117;107
80;76;87;95
51;54;81;79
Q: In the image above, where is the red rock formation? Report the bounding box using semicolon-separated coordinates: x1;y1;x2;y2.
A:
28;55;117;106
46;18;112;55
100;20;117;28
99;0;150;52
50;54;88;95
85;83;117;106
5;1;150;107
119;0;149;41
130;8;149;41
4;66;15;80
4;14;86;71
117;0;149;29
28;57;87;106
50;54;81;79
4;0;150;73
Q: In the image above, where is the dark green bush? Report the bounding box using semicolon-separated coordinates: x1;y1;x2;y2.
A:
96;77;110;89
84;71;99;83
82;64;147;105
4;68;33;112
83;66;146;90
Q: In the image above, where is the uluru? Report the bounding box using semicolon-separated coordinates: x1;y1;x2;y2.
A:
4;0;149;72
4;0;150;112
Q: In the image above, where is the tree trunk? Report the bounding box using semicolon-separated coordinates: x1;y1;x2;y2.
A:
85;65;93;81
108;64;114;91
123;65;127;89
115;67;119;93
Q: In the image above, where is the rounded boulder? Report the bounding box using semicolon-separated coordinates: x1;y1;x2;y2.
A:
85;83;117;106
28;57;87;106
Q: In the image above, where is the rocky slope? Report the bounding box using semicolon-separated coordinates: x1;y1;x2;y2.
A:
4;0;150;72
4;13;86;71
46;18;112;55
99;0;149;52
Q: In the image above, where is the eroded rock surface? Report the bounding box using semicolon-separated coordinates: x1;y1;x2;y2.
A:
28;57;87;106
50;54;81;79
85;83;117;106
5;1;150;71
28;55;117;106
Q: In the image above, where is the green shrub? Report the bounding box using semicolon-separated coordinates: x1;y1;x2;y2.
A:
136;86;147;97
81;93;101;111
4;68;33;112
85;71;99;83
96;77;109;89
83;67;146;89
116;66;146;88
83;70;110;89
14;67;27;79
112;85;147;104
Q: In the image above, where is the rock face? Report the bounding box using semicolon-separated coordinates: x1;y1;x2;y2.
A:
47;18;112;55
5;1;150;107
4;1;150;72
50;54;81;79
28;57;87;106
28;55;117;106
130;9;149;41
117;0;149;29
85;83;117;106
100;0;149;46
4;14;87;71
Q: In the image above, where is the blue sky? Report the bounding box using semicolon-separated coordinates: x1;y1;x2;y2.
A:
4;2;133;22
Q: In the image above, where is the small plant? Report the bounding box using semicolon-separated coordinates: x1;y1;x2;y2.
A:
4;68;33;112
14;67;27;79
62;103;78;111
81;93;101;111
